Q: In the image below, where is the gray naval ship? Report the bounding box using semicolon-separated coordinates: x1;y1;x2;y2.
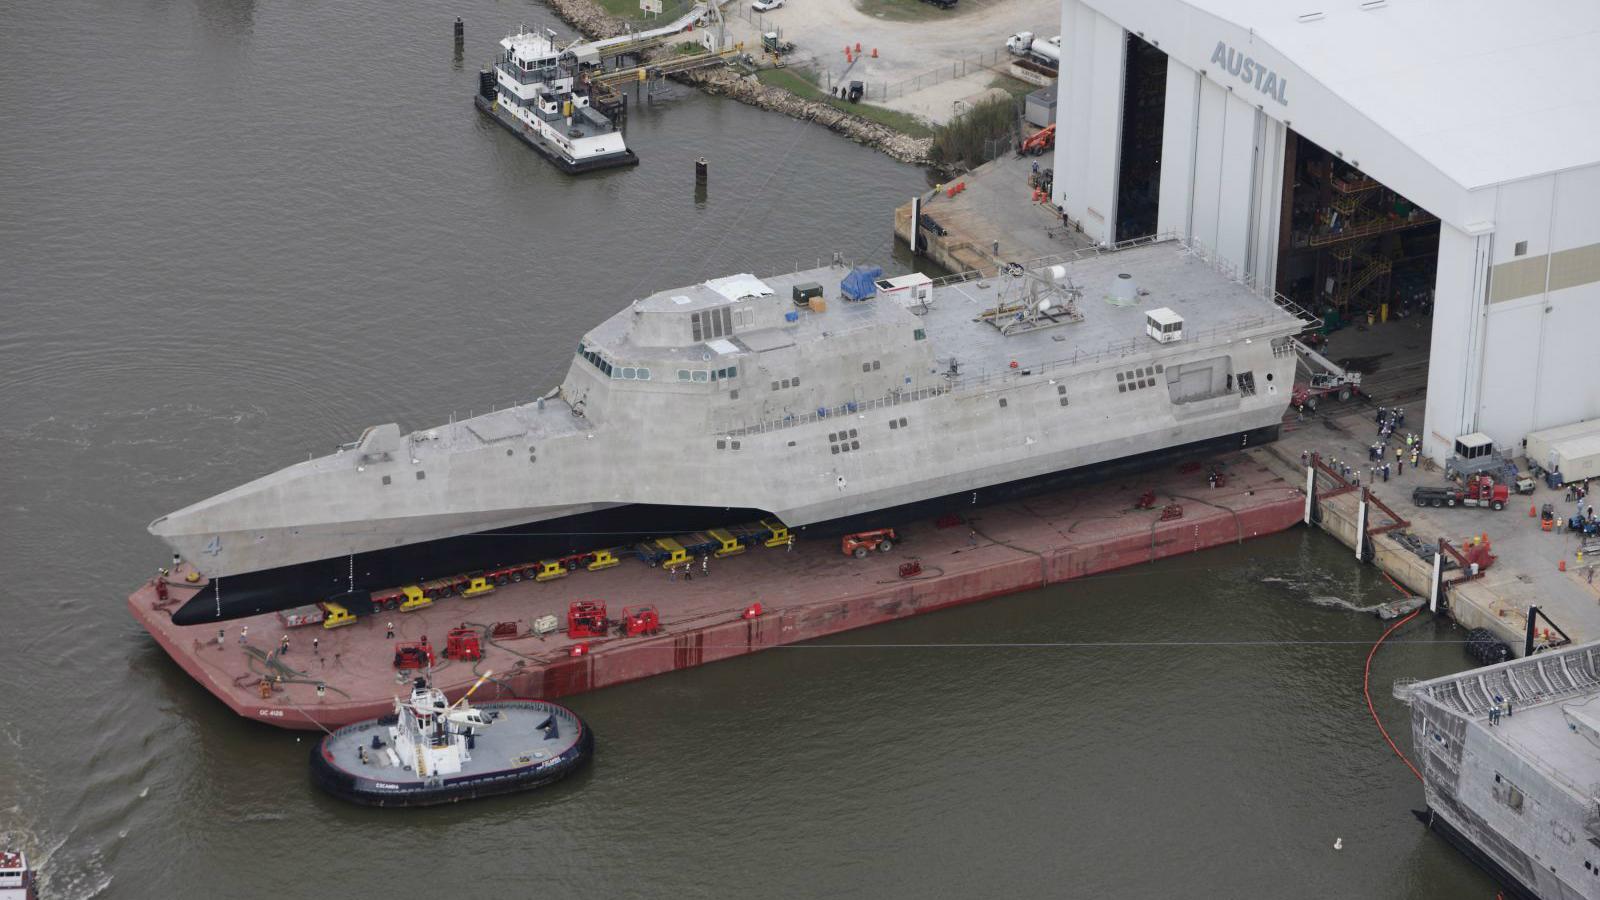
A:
151;236;1311;625
1406;641;1600;899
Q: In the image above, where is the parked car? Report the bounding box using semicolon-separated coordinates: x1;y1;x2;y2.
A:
752;0;784;11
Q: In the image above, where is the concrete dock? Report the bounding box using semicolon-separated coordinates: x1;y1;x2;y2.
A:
130;451;1304;730
894;153;1093;273
1259;406;1600;656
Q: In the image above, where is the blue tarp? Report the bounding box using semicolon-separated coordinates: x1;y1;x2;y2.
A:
840;265;884;301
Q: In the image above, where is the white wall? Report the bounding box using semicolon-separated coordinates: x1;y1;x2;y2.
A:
1470;168;1600;454
1052;0;1125;243
1420;223;1489;460
1148;55;1284;289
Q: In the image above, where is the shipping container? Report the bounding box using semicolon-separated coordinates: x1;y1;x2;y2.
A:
1525;420;1600;485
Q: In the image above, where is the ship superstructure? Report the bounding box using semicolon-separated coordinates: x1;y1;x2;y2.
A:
150;237;1313;624
0;849;35;900
1407;641;1600;898
474;26;636;173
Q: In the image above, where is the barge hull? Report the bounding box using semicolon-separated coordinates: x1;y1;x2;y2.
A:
131;446;1305;731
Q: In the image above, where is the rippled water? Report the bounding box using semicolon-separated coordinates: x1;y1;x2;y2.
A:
0;0;1499;895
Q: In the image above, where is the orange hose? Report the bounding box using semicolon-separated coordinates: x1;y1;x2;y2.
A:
1365;606;1424;781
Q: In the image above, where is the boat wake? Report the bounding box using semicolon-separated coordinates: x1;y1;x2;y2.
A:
0;819;112;900
1258;576;1387;614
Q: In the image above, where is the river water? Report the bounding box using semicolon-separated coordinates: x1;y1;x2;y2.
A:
0;0;1499;896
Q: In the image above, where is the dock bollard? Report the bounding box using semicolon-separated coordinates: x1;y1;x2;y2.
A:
454;16;464;38
695;157;709;182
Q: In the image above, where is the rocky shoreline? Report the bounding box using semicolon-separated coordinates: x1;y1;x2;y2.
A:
542;0;934;166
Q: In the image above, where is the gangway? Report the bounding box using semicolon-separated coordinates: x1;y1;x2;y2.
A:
588;45;744;91
562;3;711;67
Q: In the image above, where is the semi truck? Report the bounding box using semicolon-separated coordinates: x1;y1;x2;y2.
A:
1412;476;1509;511
1006;32;1060;69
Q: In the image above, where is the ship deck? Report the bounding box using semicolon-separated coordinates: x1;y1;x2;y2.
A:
535;103;617;140
130;446;1307;730
614;239;1308;385
1486;698;1600;796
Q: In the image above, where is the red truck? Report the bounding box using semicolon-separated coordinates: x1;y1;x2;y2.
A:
1411;475;1508;511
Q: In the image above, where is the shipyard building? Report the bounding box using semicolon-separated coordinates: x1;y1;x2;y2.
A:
1050;0;1600;464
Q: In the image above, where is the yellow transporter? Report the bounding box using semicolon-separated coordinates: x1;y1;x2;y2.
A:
534;560;568;582
654;537;691;569
461;576;495;598
587;548;621;571
399;585;432;612
709;528;745;558
761;518;791;548
321;602;357;629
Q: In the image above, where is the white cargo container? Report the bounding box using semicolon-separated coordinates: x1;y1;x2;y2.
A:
1525;420;1600;485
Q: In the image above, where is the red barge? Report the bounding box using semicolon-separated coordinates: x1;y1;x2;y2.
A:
129;450;1304;731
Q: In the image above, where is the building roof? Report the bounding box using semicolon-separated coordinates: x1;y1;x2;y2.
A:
1171;0;1600;190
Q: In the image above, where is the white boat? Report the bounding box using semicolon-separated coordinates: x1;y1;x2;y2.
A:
474;26;637;174
0;849;36;900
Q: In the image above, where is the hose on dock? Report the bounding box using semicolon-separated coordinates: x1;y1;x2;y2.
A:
1365;571;1423;782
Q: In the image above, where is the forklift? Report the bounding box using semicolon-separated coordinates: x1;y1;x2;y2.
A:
842;528;896;558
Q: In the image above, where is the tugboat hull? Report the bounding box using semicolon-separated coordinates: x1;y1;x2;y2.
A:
311;699;592;807
475;95;638;174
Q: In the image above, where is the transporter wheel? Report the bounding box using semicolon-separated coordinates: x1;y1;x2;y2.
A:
853;546;869;559
1493;501;1504;511
1339;388;1351;402
878;540;894;553
1447;498;1457;507
1430;499;1442;508
1415;497;1425;507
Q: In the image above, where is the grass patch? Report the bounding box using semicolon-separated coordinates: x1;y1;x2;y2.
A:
593;0;697;24
931;94;1019;169
988;73;1039;100
852;0;956;22
756;68;934;137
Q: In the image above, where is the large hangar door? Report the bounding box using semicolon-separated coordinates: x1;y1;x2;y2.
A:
1114;34;1167;242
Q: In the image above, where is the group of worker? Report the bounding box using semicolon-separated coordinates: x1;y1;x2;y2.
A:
667;555;712;582
1487;694;1515;726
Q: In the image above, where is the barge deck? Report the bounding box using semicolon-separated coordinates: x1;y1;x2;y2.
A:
129;449;1305;730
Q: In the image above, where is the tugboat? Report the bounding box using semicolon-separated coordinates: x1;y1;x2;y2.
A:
0;848;36;900
310;672;592;807
474;26;638;173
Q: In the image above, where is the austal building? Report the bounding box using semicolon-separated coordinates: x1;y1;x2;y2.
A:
1051;0;1600;462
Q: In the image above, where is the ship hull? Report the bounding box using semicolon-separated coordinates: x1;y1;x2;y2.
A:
171;422;1279;625
1413;808;1538;900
